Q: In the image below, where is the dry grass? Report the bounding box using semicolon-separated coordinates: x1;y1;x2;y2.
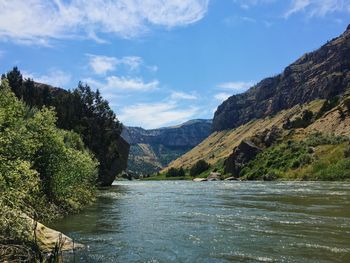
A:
163;100;324;171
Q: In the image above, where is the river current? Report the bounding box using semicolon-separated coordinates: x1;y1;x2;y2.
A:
51;181;350;263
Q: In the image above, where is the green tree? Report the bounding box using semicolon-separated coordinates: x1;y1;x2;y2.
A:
190;160;210;177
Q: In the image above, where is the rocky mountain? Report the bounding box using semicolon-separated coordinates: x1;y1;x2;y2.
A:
122;119;212;175
213;25;350;131
164;25;350;176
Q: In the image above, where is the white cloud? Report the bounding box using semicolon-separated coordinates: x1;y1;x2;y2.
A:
85;76;159;91
118;102;199;129
233;0;277;9
23;69;71;88
87;55;118;75
0;0;209;44
285;0;350;18
170;91;198;100
217;81;254;94
87;55;144;75
214;92;232;101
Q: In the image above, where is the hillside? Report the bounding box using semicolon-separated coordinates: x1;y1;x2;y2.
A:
122;119;212;175
164;25;350;177
213;25;350;131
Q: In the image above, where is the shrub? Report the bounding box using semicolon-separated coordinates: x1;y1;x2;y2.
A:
190;160;210;177
0;79;98;256
166;167;185;177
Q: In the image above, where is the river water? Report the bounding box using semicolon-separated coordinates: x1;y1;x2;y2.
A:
51;181;350;263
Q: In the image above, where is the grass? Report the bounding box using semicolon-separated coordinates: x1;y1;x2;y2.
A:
240;133;350;181
285;143;350;180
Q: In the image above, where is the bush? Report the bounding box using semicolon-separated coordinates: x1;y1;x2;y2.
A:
0;79;98;256
240;133;348;180
166;167;185;177
190;160;210;177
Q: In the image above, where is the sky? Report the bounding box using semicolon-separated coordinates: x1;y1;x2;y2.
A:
0;0;349;129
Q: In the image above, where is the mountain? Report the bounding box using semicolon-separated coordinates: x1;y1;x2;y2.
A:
164;25;350;179
213;25;350;132
122;119;212;175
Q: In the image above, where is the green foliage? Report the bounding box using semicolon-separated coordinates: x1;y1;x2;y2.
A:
0;79;98;257
4;68;123;185
190;160;210;177
241;133;349;180
166;167;185;177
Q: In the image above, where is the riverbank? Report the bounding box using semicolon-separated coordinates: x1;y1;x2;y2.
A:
0;80;98;261
148;133;350;182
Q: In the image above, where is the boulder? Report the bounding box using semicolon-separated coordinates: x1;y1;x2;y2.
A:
224;177;238;181
26;217;84;253
192;178;208;182
207;172;222;181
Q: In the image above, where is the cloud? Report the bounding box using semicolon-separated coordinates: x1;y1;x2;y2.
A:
85;76;159;91
118;102;199;129
23;69;71;88
87;55;118;75
214;92;232;101
170;91;198;100
217;81;254;94
233;0;277;9
284;0;350;18
87;55;144;75
0;0;209;44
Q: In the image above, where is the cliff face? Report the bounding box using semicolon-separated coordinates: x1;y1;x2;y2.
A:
123;119;212;147
213;25;350;131
122;119;212;175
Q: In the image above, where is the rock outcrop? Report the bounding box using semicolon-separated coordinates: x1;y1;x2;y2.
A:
224;127;282;176
213;25;350;131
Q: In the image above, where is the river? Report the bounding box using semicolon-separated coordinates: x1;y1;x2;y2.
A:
51;181;350;263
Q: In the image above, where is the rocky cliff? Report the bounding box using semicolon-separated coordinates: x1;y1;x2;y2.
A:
122;119;212;175
213;25;350;131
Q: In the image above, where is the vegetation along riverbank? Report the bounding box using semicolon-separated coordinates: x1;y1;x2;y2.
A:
0;68;129;262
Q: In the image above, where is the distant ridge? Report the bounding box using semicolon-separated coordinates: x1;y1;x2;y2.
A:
122;119;212;175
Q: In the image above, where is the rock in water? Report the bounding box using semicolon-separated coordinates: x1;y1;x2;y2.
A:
26;217;84;253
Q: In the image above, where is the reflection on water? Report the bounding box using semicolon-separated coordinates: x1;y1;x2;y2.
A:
51;181;350;263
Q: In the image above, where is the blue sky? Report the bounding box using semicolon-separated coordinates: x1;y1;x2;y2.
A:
0;0;349;129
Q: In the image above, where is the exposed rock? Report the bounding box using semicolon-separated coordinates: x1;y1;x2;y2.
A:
213;25;350;132
207;172;222;181
26;217;84;253
224;177;238;181
100;136;130;186
224;140;263;176
224;126;283;176
122;119;212;175
192;178;208;182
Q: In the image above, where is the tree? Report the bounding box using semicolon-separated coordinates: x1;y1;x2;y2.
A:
190;160;210;177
